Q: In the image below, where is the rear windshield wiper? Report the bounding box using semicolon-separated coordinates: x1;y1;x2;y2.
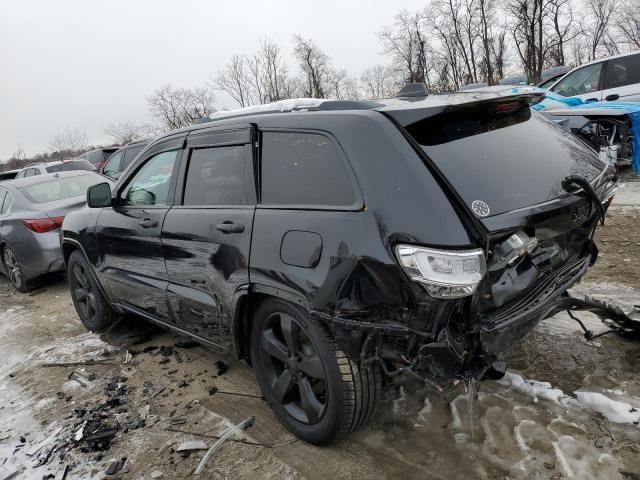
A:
562;175;606;225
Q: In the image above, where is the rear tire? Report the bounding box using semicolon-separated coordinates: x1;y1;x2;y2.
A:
2;246;32;293
250;298;381;444
68;250;114;332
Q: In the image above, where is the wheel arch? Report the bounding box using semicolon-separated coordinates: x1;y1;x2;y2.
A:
232;284;313;364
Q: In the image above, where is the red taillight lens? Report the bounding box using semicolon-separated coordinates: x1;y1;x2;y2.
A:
22;216;65;233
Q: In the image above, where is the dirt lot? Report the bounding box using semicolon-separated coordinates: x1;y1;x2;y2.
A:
1;185;639;480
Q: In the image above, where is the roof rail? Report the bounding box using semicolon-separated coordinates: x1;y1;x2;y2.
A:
195;98;382;125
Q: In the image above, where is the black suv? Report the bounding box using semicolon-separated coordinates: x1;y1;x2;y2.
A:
62;88;616;444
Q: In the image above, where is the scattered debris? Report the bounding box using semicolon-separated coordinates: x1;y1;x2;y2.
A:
68;367;97;387
151;387;167;399
150;470;164;479
169;417;187;426
177;380;189;388
159;346;173;357
40;360;114;368
207;387;218;396
175;340;199;349
0;468;22;480
159;357;170;365
176;440;208;452
123;350;133;364
105;457;127;475
215;361;228;376
194;416;255;475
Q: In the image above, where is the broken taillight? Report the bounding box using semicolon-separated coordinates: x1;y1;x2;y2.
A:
395;245;486;298
22;216;65;233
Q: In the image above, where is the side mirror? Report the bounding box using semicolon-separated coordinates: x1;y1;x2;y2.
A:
87;182;112;208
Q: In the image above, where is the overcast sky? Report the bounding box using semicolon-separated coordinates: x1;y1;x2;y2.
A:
0;0;429;160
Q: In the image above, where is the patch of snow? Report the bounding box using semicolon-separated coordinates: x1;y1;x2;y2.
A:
497;371;640;427
573;391;640;424
497;372;565;403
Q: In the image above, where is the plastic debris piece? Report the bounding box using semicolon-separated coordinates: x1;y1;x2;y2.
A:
150;471;163;479
215;361;228;376
105;457;127;475
176;440;208;452
194;416;255;475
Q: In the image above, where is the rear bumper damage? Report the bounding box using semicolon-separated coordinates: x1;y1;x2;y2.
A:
314;253;626;385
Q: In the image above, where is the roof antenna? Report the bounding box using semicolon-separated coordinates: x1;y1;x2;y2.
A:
395;83;428;98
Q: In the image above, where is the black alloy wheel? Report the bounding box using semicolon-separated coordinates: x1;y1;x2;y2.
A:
259;311;328;424
72;262;97;324
68;250;114;332
251;299;381;444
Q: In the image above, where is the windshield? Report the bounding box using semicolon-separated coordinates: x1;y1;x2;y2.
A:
20;174;102;203
405;104;605;216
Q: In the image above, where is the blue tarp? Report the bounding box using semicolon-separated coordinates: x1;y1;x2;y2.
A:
533;93;640;174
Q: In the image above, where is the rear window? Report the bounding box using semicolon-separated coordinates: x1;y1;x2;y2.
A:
46;160;95;173
405;104;605;216
123;145;146;169
260;132;357;206
20;174;101;203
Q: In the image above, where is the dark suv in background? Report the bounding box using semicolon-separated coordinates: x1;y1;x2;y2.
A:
100;139;150;180
79;146;120;170
62;88;616;444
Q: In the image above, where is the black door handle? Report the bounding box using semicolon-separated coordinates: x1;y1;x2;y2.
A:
215;222;244;233
605;94;620;101
585;97;598;103
138;218;158;228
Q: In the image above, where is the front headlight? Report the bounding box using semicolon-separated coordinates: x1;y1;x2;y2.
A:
395;245;486;298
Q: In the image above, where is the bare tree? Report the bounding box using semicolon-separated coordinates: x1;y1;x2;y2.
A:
214;39;294;107
49;128;88;157
509;0;550;83
378;11;430;87
147;84;216;131
105;121;147;144
583;0;619;60
293;35;332;98
213;54;254;107
360;65;400;99
616;0;640;49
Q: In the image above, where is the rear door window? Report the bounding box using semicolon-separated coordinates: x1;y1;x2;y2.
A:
260;132;357;207
183;146;247;206
603;54;640;89
20;174;102;203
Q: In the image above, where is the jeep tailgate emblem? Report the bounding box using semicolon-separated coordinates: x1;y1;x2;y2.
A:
471;200;490;217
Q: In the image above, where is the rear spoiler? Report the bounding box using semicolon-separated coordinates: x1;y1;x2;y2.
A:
379;86;546;127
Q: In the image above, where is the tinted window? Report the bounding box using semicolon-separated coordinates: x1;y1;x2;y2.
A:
46;164;63;173
261;132;356;206
406;105;605;216
603;54;640;89
1;192;13;214
20;174;102;203
183;146;246;206
14;170;26;179
102;152;124;177
123;145;146;170
0;190;6;213
120;151;178;206
552;62;603;96
63;160;96;171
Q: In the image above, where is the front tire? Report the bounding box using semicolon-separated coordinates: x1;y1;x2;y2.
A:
250;299;381;444
68;250;114;332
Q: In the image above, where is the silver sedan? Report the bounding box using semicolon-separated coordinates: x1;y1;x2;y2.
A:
0;171;111;291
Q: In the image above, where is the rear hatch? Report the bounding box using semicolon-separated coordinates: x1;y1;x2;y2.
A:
380;90;616;316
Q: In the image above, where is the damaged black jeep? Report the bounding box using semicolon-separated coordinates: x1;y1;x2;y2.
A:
62;86;617;444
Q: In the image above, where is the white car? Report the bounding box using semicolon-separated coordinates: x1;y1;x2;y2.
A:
549;50;640;103
14;159;97;178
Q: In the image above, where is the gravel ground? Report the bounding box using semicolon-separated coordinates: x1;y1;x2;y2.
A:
0;184;639;480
